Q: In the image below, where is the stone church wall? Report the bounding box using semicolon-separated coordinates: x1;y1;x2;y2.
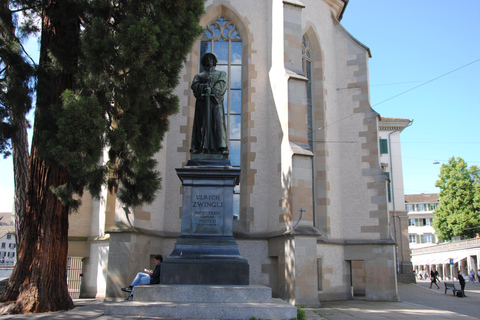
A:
68;0;399;304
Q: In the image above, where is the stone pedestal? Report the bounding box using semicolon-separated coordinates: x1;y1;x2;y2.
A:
160;157;249;285
134;284;272;302
104;285;298;319
103;158;298;319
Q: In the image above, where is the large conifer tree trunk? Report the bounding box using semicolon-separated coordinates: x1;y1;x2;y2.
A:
0;0;30;247
0;0;77;313
1;0;205;313
0;105;30;310
0;0;32;307
11;110;29;248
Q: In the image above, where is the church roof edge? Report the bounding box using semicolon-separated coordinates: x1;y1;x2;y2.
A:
339;0;348;21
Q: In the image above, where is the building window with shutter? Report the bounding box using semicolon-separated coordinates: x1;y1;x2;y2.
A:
379;139;388;154
423;234;432;243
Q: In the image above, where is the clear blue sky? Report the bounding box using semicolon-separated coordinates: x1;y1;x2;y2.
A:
341;0;480;195
1;1;479;211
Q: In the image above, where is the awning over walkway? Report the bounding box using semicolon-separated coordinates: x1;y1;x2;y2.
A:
411;253;466;266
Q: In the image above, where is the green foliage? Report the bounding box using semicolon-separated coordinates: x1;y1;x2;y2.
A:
296;305;307;320
75;0;205;209
46;90;108;210
4;0;205;211
433;157;480;241
246;305;306;320
0;3;35;157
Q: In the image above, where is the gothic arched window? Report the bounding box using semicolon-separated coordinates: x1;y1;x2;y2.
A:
200;17;242;217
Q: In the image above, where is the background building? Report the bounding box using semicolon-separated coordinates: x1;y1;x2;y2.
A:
407;193;480;281
0;229;16;267
411;238;480;282
0;211;16;280
405;193;439;249
0;211;13;227
66;0;400;304
378;117;415;283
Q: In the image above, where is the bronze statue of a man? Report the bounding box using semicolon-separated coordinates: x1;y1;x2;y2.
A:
190;53;228;155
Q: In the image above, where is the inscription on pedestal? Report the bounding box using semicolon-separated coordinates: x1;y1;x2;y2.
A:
163;164;248;285
191;189;224;235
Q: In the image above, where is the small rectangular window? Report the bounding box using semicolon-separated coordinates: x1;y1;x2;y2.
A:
423;234;432;243
379;139;388;154
409;235;416;243
418;204;425;211
317;258;323;291
406;204;413;211
384;172;391;202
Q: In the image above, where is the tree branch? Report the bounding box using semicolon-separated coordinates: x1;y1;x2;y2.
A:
10;5;37;13
19;41;37;67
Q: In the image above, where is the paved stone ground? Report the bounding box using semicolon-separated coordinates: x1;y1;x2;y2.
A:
307;280;480;320
1;280;479;319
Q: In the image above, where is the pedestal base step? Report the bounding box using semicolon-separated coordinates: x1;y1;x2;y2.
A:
134;284;271;303
161;259;249;285
104;299;297;319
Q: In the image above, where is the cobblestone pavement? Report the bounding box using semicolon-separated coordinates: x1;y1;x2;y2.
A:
1;281;479;319
307;280;480;320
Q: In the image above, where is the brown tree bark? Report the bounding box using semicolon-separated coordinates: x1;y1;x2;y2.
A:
0;0;78;313
11;48;29;246
11;110;29;250
0;0;30;247
0;0;30;304
1;149;74;313
0;102;30;310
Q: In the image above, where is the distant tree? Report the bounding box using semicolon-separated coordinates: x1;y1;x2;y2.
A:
0;0;204;314
0;0;36;249
433;157;480;241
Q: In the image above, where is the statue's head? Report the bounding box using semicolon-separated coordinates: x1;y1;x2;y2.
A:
201;52;218;68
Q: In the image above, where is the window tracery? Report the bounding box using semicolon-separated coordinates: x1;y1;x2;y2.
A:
200;16;242;218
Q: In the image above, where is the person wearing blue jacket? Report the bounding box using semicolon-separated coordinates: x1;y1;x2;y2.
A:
122;254;162;301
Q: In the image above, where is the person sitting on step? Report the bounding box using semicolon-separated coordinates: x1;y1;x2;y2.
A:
121;254;162;301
